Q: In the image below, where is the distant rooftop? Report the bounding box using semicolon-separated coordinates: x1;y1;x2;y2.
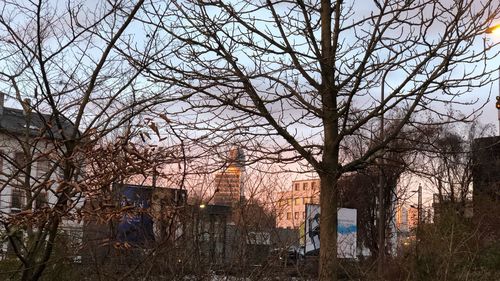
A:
473;135;500;148
0;96;76;139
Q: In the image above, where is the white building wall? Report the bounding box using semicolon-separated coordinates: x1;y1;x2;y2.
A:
0;134;83;257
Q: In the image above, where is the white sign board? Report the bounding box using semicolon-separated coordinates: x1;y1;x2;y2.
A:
304;204;357;258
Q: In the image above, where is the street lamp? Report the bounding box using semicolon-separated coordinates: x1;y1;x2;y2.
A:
486;24;500;35
377;65;396;275
486;24;500;134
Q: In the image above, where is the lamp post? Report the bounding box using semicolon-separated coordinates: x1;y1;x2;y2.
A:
486;24;500;134
377;68;391;276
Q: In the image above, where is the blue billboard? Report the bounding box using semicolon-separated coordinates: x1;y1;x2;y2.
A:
116;185;155;246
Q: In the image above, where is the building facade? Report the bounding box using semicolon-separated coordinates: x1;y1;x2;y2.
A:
0;94;82;258
395;206;409;233
212;147;246;207
276;179;320;229
473;136;500;204
472;136;500;239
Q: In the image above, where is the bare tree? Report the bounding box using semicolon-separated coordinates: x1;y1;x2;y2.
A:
410;121;494;217
0;1;188;280
137;0;500;279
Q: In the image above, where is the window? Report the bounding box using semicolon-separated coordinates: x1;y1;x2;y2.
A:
303;182;308;190
14;152;25;168
294;183;300;191
294;198;301;205
303;197;309;204
14;152;26;182
294;212;299;219
37;159;51;177
35;192;48;209
286;212;292;220
11;188;24;212
63;228;83;263
311;181;316;190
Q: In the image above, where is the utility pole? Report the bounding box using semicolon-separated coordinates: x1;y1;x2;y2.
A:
377;70;389;276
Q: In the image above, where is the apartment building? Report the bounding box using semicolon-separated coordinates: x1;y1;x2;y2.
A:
276;179;320;228
0;95;83;258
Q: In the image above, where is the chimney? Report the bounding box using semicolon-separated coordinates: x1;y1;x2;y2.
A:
22;98;31;116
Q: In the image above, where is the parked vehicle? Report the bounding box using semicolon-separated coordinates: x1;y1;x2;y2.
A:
269;246;305;266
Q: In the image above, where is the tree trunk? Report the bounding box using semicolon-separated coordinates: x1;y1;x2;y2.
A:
319;0;340;280
319;171;339;281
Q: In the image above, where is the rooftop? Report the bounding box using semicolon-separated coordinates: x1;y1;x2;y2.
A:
0;101;76;139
